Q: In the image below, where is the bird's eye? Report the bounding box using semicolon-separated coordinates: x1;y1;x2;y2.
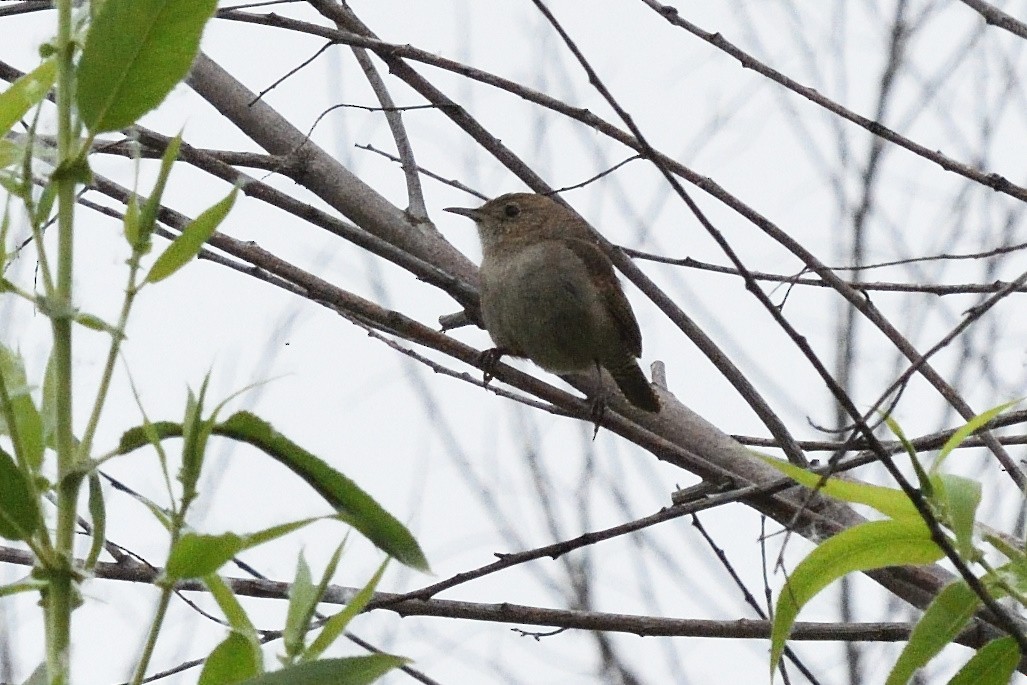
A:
503;203;520;218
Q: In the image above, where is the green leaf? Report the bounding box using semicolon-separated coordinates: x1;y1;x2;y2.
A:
137;132;182;249
0;578;46;597
40;350;58;449
165;519;324;582
882;415;932;495
304;559;389;663
0;445;41;541
179;383;209;502
948;636;1020;685
237;656;409;685
0;345;44;471
76;0;218;132
0;60;56;137
73;311;123;338
932;474;981;560
165;532;245;581
216;411;429;571
283;541;347;664
123;193;141;248
145;186;237;283
886;581;981;685
283;552;317;660
758;455;920;521
770;519;943;672
934;402;1018;474
116;420;183;454
0;139;21;169
205;574;258;640
241;518;322;549
84;473;106;569
199;631;262;685
33;180;58;229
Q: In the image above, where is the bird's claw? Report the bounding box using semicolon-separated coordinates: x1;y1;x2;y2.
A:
589;395;606;439
478;347;505;385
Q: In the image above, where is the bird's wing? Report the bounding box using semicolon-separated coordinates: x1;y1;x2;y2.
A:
559;238;643;357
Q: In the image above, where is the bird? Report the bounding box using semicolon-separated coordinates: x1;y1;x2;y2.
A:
445;192;660;413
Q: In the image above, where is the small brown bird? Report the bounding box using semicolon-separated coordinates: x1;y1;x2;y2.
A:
445;193;660;412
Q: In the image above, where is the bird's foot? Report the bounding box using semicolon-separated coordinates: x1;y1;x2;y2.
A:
478;347;506;385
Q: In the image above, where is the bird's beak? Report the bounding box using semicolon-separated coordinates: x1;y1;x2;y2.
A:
444;206;481;220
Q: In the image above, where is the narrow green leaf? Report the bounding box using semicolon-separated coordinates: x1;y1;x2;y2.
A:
284;541;346;664
137;132;182;248
882;415;932;495
284;553;317;660
216;411;429;571
0;345;44;471
0;578;46;597
165;519;322;583
304;559;389;663
0;59;56;136
934;402;1018;474
237;656;409;685
33;180;57;229
40;350;58;449
76;0;218;132
116;421;183;454
180;387;203;499
84;473;106;569
0;139;21;169
886;581;981;685
0;445;40;541
123;193;141;248
180;375;215;506
240;518;323;549
948;637;1020;685
146;186;237;283
932;474;981;560
205;574;258;641
758;455;920;521
165;532;245;581
73;311;123;338
199;631;262;685
771;519;943;672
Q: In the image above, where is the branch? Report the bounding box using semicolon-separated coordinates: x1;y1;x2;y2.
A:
0;545;963;643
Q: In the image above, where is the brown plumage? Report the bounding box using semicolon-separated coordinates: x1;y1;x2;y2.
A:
445;193;660;412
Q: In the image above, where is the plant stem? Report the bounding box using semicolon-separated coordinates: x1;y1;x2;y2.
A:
45;0;80;682
129;580;175;685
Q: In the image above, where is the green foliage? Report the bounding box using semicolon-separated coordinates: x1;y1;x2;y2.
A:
948;637;1020;685
76;0;218;132
145;185;238;283
0;445;40;541
199;632;262;685
164;520;323;582
114;411;430;572
886;581;982;685
767;405;1022;683
216;411;430;571
0;2;424;682
303;559;389;663
770;519;943;671
133;132;182;250
0;345;44;471
0;59;56;137
236;656;409;685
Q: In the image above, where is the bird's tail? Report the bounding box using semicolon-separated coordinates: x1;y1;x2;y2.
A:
605;358;660;412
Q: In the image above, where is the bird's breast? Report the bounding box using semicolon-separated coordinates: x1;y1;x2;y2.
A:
479;242;610;372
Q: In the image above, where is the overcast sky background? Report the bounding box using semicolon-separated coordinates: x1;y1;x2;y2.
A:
2;1;1027;683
